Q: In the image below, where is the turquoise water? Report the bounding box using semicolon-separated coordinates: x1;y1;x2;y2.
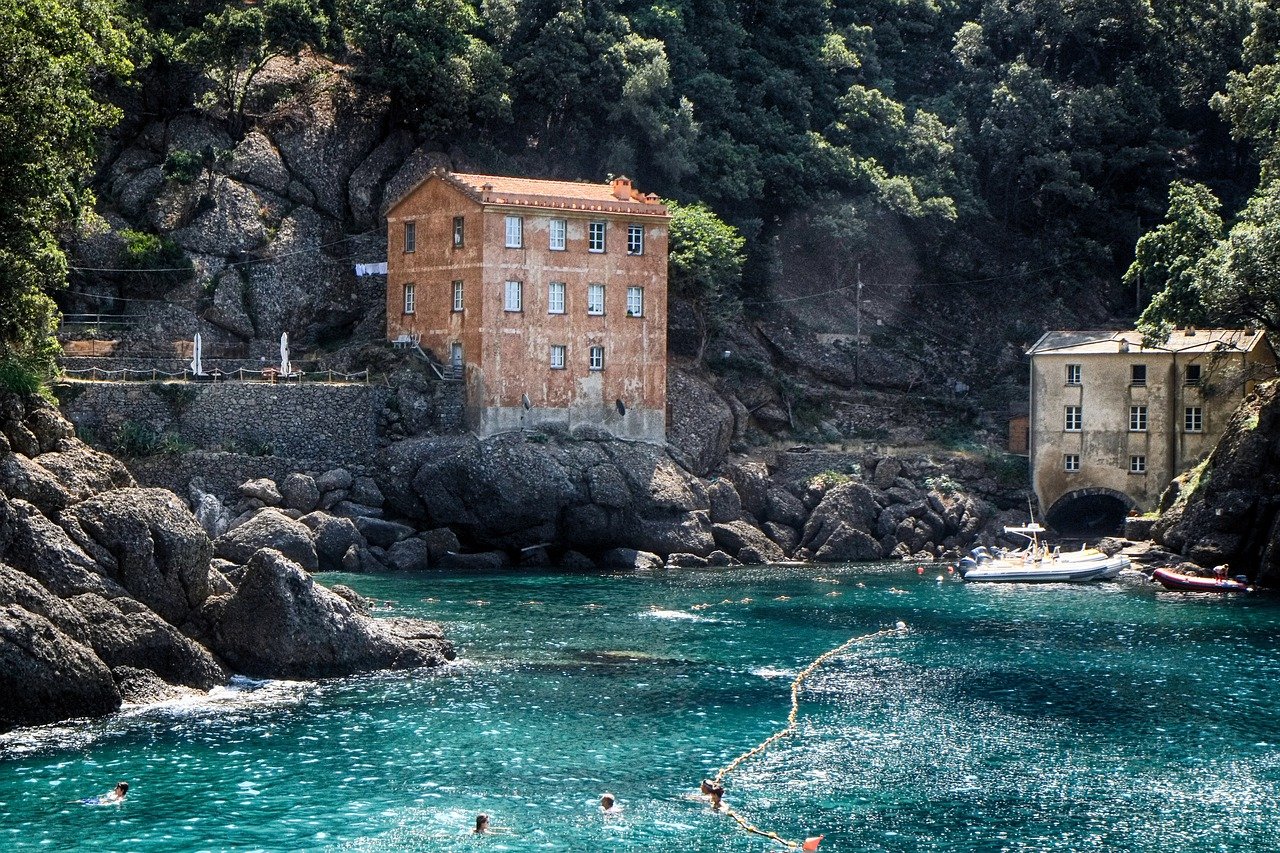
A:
4;564;1280;852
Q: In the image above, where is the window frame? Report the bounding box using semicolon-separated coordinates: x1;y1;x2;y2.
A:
1129;405;1148;432
1065;364;1081;385
504;215;523;249
403;221;416;253
550;344;566;370
1065;405;1082;432
588;221;606;253
1185;363;1202;387
627;224;644;255
549;218;567;251
1064;454;1080;472
547;281;566;315
1129;455;1147;474
452;280;464;312
626;286;644;317
504;280;523;313
403;282;415;314
1130;364;1147;387
588;345;605;371
587;283;605;316
452;216;464;248
1185;406;1203;433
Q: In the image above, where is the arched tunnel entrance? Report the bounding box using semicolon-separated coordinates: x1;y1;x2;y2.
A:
1045;489;1135;538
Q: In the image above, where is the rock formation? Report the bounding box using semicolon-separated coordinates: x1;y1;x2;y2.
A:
0;392;453;732
1153;379;1280;584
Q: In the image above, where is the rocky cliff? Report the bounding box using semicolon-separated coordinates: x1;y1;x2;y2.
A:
1152;379;1280;584
0;391;452;732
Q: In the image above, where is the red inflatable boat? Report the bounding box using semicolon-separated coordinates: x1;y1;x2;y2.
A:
1152;567;1249;592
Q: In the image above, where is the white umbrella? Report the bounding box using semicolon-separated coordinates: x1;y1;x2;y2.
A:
190;332;203;376
279;332;290;377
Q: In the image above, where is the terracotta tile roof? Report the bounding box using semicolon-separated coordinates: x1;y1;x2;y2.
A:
443;171;668;217
1028;328;1270;356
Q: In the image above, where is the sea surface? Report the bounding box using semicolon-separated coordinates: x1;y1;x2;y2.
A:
3;563;1279;852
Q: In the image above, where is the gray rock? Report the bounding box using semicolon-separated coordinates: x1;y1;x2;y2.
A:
349;476;385;508
61;488;215;626
68;593;224;689
708;479;743;523
712;520;786;563
331;500;384;520
559;550;597;571
318;488;347;510
386;538;431;571
706;550;740;566
763;521;799;554
601;548;663;570
666;369;734;476
280;473;320;514
438;551;511;571
239;478;283;506
303;513;363;572
213;508;318;571
315;468;354;492
196;549;453;678
0;453;73;516
764;487;808;528
667;552;709;568
354;516;415;548
799;482;883;558
724;460;769;518
873;457;902;489
419;527;461;562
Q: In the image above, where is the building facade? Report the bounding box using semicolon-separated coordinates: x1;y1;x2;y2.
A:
1027;329;1276;519
385;171;669;442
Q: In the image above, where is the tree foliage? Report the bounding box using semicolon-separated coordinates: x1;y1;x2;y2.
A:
666;199;745;359
0;0;131;384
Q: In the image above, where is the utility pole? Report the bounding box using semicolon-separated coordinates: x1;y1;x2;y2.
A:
855;260;863;383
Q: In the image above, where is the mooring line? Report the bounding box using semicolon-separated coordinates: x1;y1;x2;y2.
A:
709;622;908;848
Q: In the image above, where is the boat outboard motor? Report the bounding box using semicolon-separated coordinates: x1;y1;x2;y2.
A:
957;556;977;577
970;546;992;564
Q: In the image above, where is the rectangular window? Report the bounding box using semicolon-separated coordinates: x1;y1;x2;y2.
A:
626;286;644;317
627;224;644;255
549;219;567;251
403;221;416;253
588;221;606;253
1131;364;1147;386
1066;364;1081;385
1129;405;1148;432
504;280;523;312
548;282;566;314
550;345;566;369
452;280;464;312
505;215;523;248
1130;455;1147;474
589;345;604;371
1185;406;1203;432
587;283;605;315
1065;406;1082;432
452;216;464;247
403;283;415;314
1185;363;1202;386
1064;454;1080;472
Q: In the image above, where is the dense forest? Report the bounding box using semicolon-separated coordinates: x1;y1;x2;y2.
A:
2;0;1278;393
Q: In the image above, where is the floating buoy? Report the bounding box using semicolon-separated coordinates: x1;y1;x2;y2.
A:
916;566;925;575
803;837;824;851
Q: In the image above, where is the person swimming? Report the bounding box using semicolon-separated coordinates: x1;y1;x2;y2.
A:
600;792;618;813
81;781;128;805
473;814;489;834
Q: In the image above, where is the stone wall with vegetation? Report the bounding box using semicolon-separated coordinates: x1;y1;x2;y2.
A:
57;381;410;462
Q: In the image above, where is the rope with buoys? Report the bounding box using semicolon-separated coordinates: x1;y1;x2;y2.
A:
707;621;908;849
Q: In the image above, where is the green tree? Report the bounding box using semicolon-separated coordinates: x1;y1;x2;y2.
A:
1129;181;1224;342
0;0;131;386
341;0;509;137
178;0;328;138
666;199;745;361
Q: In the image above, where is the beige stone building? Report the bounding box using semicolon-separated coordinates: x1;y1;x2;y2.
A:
1027;329;1276;530
385;171;669;442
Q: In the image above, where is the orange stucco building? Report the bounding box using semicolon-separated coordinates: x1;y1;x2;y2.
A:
385;170;669;442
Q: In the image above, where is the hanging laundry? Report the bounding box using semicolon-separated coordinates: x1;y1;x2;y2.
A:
354;262;387;276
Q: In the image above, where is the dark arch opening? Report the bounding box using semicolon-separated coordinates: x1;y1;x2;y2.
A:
1046;491;1131;537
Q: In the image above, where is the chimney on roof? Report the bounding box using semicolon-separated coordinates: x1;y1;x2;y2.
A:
644;192;659;204
611;176;633;201
1187;326;1196;336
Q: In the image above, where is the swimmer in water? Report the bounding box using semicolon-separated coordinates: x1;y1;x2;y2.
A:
81;781;128;805
474;814;490;834
709;784;725;811
600;792;618;813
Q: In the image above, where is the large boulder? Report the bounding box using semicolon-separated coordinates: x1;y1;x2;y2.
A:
301;512;364;572
213;508;318;571
67;593;224;688
280;473;320;514
712;520;786;563
798;482;884;559
666;369;734;476
61;488;215;626
197;549;453;678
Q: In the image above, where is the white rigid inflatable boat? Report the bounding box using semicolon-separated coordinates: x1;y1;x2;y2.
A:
956;523;1129;583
